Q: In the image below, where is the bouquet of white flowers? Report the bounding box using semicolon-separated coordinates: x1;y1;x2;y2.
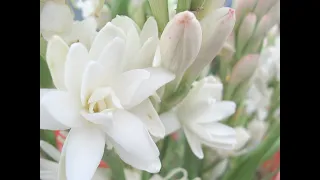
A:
40;0;280;180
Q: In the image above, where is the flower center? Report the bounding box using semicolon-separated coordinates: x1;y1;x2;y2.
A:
86;87;122;114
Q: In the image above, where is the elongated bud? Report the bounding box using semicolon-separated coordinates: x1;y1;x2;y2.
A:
234;127;251;150
254;0;279;18
211;159;228;180
148;0;169;32
247;120;268;142
219;33;235;62
160;11;202;90
229;54;259;86
191;0;225;20
128;0;146;28
237;13;257;55
185;8;235;84
233;0;257;29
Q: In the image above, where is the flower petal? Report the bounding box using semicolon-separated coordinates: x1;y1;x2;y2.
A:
159;111;181;136
65;43;90;97
66;127;106;180
122;27;141;70
184;128;204;159
40;140;61;162
97;37;126;82
41;90;84;128
80;61;105;105
196;101;236;123
111;15;140;35
112;139;161;173
105;110;160;172
114;67;175;108
40;89;70;130
130;99;165;138
140;16;158;44
46;35;69;90
89;22;126;60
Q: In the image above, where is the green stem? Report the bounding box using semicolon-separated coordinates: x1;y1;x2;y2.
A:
102;150;125;180
147;0;169;33
160;136;170;162
176;0;191;13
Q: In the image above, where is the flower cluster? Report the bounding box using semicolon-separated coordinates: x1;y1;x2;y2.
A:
40;0;280;180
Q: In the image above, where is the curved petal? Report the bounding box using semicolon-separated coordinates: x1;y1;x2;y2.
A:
41;90;84;128
111;15;140;35
40;89;70;130
89;22;126;60
140;16;158;44
184;128;204;159
46;35;69;90
105;110;160;168
159;111;181;136
112;139;161;173
196;101;236;123
65;43;90;97
40;140;61;162
66;127;106;180
130;99;165;138
115;67;175;108
122;27;141;70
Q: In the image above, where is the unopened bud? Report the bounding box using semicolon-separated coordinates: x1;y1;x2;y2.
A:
229;54;259;87
247;119;268;142
234;127;251;151
211;159;229;180
237;13;257;55
128;0;146;28
185;8;236;84
219;33;235;62
233;0;257;29
254;0;279;18
160;11;202;90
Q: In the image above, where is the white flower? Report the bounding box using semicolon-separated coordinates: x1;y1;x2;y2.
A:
245;84;271;120
40;15;175;179
76;0;112;29
160;76;236;159
40;0;97;48
40;140;109;180
247;119;268;143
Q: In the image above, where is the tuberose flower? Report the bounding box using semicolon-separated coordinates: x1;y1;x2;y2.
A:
40;15;175;179
160;76;236;159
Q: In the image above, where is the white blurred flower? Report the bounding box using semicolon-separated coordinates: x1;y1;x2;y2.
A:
40;140;109;180
76;0;112;29
247;119;268;143
40;0;97;48
40;15;175;179
160;76;237;159
245;84;271;120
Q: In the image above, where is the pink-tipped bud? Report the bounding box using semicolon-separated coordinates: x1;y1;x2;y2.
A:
237;13;257;54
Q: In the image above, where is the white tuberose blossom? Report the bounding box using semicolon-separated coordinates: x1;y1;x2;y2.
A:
160;76;237;159
40;16;175;179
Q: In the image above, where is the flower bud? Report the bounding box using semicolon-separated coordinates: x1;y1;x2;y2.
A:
254;0;279;18
128;0;146;28
234;127;251;151
219;33;235;62
236;13;257;55
148;0;170;32
185;8;236;84
211;159;228;180
247;119;268;142
232;0;257;29
160;11;202;90
229;54;259;87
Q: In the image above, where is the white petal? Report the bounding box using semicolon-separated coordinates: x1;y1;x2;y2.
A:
130;99;165;138
66;127;106;180
113;69;150;107
115;67;175;108
129;37;158;69
58;132;69;180
80;61;105;105
159;111;181;136
89;22;126;60
46;35;69;90
40;89;70;130
184;128;204;159
197;101;236;123
97;37;126;82
140;16;158;44
234;127;251;151
41;90;84;128
111;15;140;35
122;27;141;70
112;139;161;173
40;140;61;162
40;158;59;171
106;110;160;164
65;43;90;97
80;110;113;128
